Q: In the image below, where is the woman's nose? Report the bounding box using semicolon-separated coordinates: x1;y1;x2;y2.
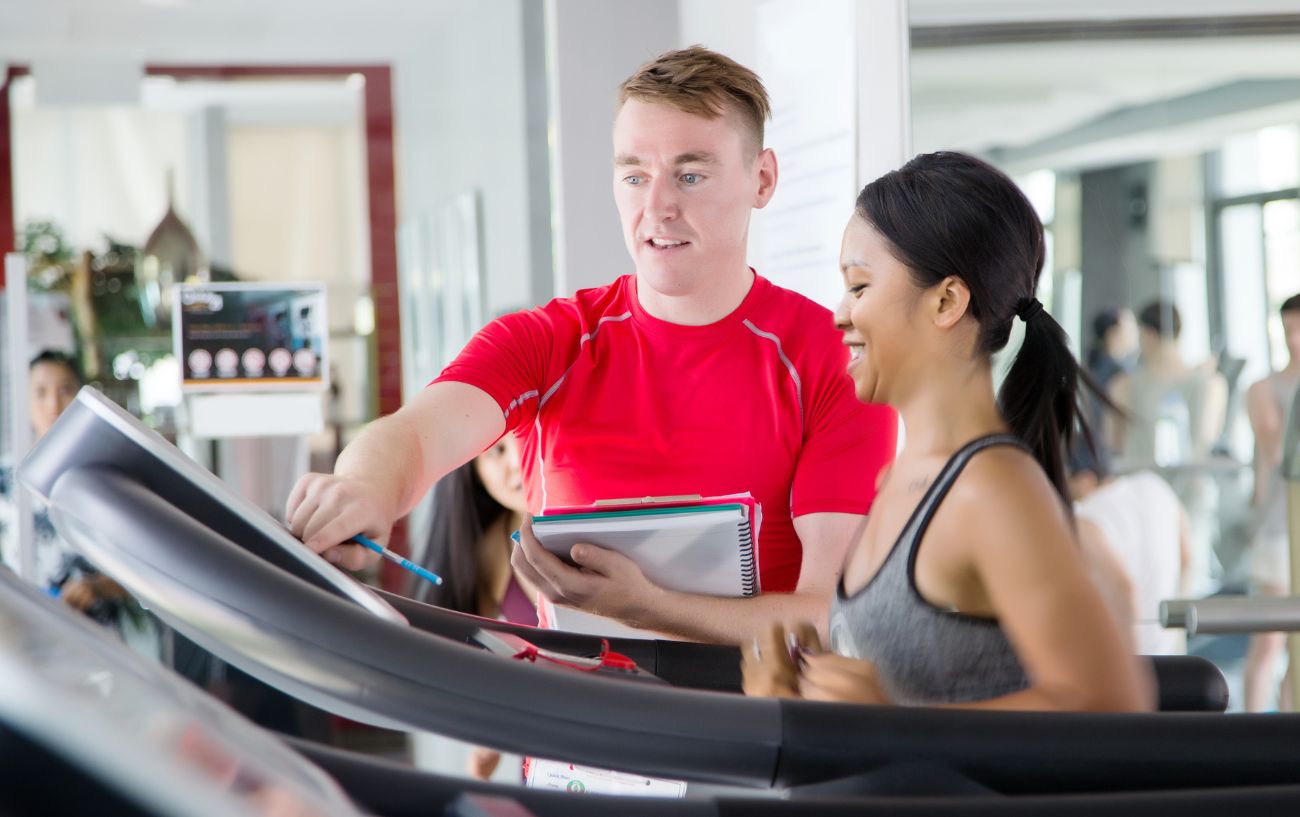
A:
832;294;851;329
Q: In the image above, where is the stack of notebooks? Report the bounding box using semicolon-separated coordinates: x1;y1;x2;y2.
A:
531;495;760;638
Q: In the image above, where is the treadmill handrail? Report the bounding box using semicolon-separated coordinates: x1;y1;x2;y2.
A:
52;466;1300;794
1161;595;1300;635
49;465;784;786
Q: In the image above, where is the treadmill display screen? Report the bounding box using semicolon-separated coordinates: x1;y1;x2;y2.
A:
18;387;406;625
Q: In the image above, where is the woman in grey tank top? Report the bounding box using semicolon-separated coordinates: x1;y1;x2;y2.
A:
743;152;1152;712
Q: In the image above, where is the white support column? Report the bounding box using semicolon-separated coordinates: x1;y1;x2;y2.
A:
190;105;232;269
752;0;859;309
4;253;35;583
855;0;912;189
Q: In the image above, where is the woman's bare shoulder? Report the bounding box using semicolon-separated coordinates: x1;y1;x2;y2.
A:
942;443;1071;548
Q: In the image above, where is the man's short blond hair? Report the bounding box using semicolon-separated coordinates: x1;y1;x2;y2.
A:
618;46;771;158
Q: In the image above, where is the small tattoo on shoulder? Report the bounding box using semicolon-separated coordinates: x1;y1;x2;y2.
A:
907;477;931;492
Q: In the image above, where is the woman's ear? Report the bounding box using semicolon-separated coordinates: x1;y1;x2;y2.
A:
931;276;971;329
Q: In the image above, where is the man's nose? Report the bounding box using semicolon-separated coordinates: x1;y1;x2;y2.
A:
644;177;679;221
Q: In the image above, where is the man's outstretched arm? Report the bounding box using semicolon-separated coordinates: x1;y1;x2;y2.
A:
512;511;865;646
287;381;505;568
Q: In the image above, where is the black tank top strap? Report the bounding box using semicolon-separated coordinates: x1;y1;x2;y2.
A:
898;433;1030;557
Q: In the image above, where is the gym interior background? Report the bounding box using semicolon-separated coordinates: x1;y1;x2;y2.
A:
2;0;1300;780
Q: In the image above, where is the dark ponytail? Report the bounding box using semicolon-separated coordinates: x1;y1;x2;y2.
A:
855;151;1102;502
1000;303;1097;499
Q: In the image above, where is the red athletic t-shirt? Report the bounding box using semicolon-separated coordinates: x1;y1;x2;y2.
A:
434;273;897;592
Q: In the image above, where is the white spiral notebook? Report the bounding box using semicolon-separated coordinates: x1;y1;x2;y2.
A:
531;499;760;638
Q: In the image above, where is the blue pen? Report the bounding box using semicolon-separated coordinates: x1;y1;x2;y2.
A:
350;533;443;586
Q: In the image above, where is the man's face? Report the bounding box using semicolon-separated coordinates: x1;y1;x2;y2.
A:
612;99;774;297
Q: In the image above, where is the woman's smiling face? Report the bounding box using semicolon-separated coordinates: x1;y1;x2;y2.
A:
833;214;924;406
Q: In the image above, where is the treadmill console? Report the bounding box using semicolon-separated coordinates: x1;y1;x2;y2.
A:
19;387;406;625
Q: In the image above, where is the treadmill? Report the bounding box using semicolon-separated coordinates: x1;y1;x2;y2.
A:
19;387;1300;799
11;565;1300;817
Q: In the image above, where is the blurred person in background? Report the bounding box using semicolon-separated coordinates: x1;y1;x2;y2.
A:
417;433;537;625
1243;293;1300;711
1107;301;1227;598
1069;447;1191;656
1087;306;1138;394
3;351;136;628
1107;301;1227;467
415;433;535;780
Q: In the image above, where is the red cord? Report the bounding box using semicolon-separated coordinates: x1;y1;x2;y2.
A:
511;638;638;673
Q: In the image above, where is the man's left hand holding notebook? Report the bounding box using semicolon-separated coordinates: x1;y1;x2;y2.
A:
511;516;660;631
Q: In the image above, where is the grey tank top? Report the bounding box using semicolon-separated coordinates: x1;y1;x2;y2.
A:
828;434;1032;706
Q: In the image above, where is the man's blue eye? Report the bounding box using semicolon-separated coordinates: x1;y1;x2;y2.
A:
625;176;642;185
681;173;701;185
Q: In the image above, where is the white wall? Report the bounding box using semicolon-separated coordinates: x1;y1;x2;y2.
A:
678;0;759;67
546;0;679;294
678;0;910;308
1;0;546;369
12;98;193;252
393;2;535;323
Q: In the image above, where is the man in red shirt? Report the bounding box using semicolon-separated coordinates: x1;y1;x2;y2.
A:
288;46;896;645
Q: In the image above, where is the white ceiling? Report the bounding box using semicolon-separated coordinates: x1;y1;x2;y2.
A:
0;0;462;63
3;0;1298;172
907;0;1300;166
2;0;1297;63
910;32;1300;169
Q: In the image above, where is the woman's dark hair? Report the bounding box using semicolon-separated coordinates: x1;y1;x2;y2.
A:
1138;300;1181;338
30;349;82;383
855;151;1102;501
414;459;510;611
1091;307;1121;342
1280;293;1300;315
1086;307;1121;371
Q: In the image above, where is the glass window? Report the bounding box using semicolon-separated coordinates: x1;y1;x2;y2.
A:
1217;124;1300;198
1262;197;1300;370
1017;169;1057;224
1220;203;1270;385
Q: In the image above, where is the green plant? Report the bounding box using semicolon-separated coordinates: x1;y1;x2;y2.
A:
21;220;74;290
